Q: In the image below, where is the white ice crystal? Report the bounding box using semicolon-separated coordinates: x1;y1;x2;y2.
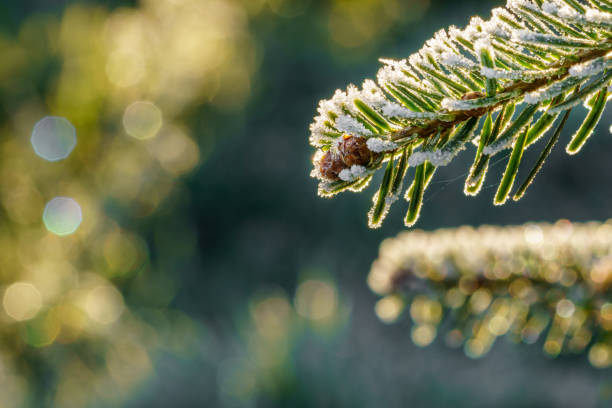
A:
441;98;489;111
335;115;372;136
508;0;539;11
481;66;561;80
439;52;478;69
408;149;457;168
339;165;368;182
367;138;398;153
569;53;612;78
512;29;541;43
338;169;353;182
541;2;559;14
585;8;612;24
481;19;511;39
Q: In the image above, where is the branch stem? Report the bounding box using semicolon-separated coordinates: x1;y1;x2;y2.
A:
390;44;611;142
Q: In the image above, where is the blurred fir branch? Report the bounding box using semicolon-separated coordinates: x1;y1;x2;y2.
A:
309;0;612;228
368;220;612;367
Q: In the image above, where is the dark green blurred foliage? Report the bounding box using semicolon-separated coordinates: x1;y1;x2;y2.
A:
370;221;612;365
2;0;612;407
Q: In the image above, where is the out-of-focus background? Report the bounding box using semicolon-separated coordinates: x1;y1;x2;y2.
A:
1;0;612;406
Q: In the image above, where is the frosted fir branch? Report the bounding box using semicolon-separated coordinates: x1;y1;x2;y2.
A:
309;0;612;228
369;220;612;366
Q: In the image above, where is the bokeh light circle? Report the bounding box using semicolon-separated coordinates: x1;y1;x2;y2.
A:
295;280;337;320
30;116;77;161
85;285;125;324
3;282;42;321
43;197;83;236
375;295;404;324
123;101;162;140
105;50;145;88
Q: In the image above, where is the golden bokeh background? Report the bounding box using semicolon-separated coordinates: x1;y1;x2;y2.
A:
4;0;612;406
0;0;424;405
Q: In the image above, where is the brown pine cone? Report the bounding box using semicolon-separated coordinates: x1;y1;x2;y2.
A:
318;151;346;180
338;135;372;167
